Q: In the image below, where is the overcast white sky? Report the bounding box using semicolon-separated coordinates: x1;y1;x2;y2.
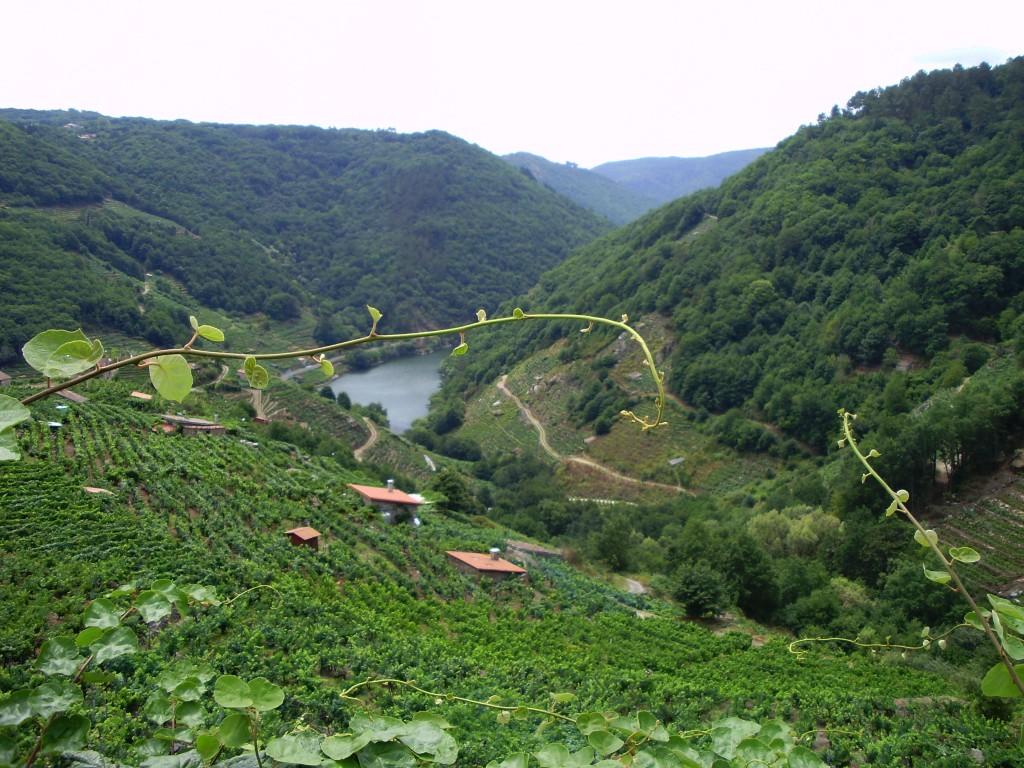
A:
6;1;1022;168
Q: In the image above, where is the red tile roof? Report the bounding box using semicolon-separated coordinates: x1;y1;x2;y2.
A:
285;526;321;540
348;483;423;506
446;551;527;574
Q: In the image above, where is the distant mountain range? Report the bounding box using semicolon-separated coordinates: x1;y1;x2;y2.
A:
502;148;770;224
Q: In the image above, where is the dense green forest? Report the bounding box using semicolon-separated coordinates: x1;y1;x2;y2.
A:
3;57;1024;767
0;111;611;363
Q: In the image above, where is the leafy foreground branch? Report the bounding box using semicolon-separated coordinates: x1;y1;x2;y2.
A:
0;580;828;768
0;305;667;461
836;410;1024;699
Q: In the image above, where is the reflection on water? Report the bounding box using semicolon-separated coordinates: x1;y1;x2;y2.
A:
331;350;447;433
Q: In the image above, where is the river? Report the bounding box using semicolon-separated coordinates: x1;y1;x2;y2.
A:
331;350;447;434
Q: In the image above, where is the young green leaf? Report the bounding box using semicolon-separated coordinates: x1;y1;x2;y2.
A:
149;354;193;402
922;566;951;584
587;730;624;756
512;308;525;319
197;324;225;343
247;677;284;712
949;546;981;563
476;309;487;322
913;528;938;548
23;329;91;374
319;356;335;377
214;675;252;709
981;660;1024;697
243;356;269;389
218;712;252;747
451;343;469;356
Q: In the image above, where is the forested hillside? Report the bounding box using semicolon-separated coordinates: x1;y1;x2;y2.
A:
0;111;611;363
502;153;658;224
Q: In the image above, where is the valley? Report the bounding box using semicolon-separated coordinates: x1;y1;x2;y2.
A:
3;57;1024;767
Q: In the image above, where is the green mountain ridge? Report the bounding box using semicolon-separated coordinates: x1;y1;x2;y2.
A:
0;111;612;361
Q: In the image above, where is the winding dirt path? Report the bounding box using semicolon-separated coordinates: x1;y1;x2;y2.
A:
496;376;692;495
353;416;378;462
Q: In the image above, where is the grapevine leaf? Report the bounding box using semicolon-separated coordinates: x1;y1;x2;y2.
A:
0;427;21;461
913;529;938;548
0;690;32;726
885;499;898;516
40;714;90;754
0;735;17;767
197;325;225;343
145;692;174;725
451;343;469;356
512;308;525;319
36;637;84;676
398;720;458;763
636;711;658;734
710;718;761;760
320;357;335;377
576;712;608;735
485;754;529;768
786;746;829;768
196;733;221;762
149;355;193;402
367;305;382;323
174;679;205;703
83;597;121;629
135;590;174;623
322;732;374;761
139;751;204;768
76;625;106;648
476;309;487;322
30;681;83;718
214;676;252;709
243;357;269;389
247;678;284;712
949;546;980;563
190;316;200;331
896;489;910;502
354;741;417;768
990;595;1024;634
922;566;951;584
0;395;30;433
735;738;775;765
23;329;90;374
43;338;104;379
265;735;325;766
981;661;1024;697
587;731;624;756
550;692;577;705
180;583;221;606
91;626;139;664
218;712;252;747
534;743;571;768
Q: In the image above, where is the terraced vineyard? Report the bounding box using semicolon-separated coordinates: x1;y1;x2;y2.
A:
931;470;1024;596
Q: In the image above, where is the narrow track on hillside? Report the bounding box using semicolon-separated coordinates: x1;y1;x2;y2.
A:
353;417;378;461
496;376;692;495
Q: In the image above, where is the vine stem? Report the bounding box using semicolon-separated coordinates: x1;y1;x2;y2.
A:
17;311;667;430
841;410;1024;697
338;678;576;724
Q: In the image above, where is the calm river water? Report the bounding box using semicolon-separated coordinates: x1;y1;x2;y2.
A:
331;350;447;433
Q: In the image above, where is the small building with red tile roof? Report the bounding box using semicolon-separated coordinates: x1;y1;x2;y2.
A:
348;481;423;524
446;550;527;581
285;526;321;550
